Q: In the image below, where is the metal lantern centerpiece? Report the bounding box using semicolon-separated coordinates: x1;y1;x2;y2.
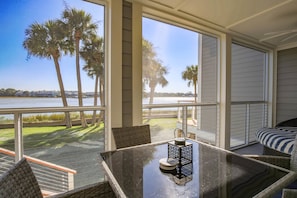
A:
167;128;193;185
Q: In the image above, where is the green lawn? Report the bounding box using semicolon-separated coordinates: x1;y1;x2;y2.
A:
0;124;104;150
144;118;177;128
0;118;178;150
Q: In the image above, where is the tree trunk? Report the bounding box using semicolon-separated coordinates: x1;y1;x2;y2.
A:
92;74;99;125
97;78;104;125
53;56;72;128
147;84;156;121
194;82;197;103
75;36;87;128
193;81;197;122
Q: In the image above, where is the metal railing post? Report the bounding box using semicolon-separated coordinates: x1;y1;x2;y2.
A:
14;113;23;162
245;103;250;144
68;172;74;190
182;106;188;137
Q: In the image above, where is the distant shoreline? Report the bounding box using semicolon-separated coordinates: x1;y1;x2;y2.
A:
0;88;194;98
0;96;195;109
0;94;194;98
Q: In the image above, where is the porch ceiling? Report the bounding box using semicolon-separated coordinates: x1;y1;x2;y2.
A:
138;0;297;49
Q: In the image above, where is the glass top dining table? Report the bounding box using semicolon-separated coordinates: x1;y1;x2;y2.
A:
100;139;297;198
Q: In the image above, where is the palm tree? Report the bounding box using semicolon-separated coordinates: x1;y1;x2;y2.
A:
142;39;168;105
23;20;72;128
182;65;198;103
62;8;98;128
142;39;168;120
80;35;104;125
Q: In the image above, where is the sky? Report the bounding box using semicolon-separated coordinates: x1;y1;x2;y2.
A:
143;18;199;93
0;0;199;93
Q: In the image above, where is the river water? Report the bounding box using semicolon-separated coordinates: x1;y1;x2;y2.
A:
0;96;194;108
0;96;194;119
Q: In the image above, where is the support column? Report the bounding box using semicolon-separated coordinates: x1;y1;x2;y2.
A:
219;34;232;149
106;0;123;150
132;2;143;125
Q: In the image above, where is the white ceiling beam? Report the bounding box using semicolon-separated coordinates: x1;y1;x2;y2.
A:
281;32;297;42
261;29;297;42
260;31;289;42
226;0;293;29
172;0;191;10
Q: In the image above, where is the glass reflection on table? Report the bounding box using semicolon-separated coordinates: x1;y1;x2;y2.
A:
101;140;295;198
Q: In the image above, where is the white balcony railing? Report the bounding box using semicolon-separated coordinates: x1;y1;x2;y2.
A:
230;101;268;148
0;106;106;193
143;101;267;148
0;106;105;162
143;102;218;144
0;101;267;152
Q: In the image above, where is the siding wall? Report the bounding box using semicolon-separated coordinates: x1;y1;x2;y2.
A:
277;47;297;124
231;44;265;102
230;43;267;147
122;0;133;126
198;34;218;143
200;35;217;103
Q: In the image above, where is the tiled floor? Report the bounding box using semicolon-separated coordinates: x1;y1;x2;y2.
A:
233;143;264;155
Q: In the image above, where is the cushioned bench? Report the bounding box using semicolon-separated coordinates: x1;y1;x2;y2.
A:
256;127;297;155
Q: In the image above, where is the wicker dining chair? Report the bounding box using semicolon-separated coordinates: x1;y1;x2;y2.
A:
0;158;43;198
246;132;297;171
112;124;151;149
0;157;115;198
246;133;297;197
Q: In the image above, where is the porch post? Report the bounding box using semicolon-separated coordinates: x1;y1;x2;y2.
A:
219;34;232;150
132;2;143;125
106;0;123;150
14;113;23;162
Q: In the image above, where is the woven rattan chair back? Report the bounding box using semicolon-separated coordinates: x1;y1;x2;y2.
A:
289;134;297;171
112;125;151;149
51;181;116;198
0;158;43;198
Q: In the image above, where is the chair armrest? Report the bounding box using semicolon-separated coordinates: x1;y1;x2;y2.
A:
244;155;291;170
276;118;297;127
49;181;115;198
282;189;297;198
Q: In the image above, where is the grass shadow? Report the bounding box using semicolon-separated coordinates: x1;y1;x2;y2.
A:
0;125;104;151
